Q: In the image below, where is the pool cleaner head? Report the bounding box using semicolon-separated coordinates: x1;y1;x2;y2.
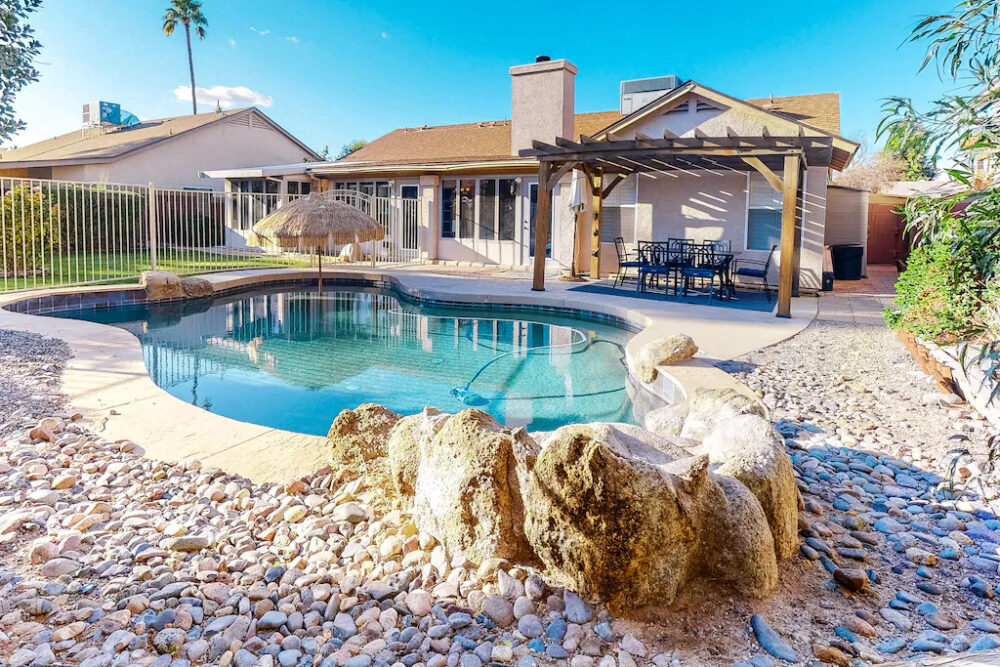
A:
450;386;488;406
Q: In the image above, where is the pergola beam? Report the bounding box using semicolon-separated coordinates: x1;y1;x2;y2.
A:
742;157;783;193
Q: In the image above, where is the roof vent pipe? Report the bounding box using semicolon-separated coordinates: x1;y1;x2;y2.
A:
535;55;550;62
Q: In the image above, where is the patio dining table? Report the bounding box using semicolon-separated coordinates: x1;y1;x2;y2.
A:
634;240;735;300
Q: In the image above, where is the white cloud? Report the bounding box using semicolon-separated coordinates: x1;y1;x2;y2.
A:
381;31;389;39
287;35;298;43
174;85;274;109
249;27;270;35
228;37;236;47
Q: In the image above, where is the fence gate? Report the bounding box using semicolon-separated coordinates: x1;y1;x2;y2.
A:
326;189;420;263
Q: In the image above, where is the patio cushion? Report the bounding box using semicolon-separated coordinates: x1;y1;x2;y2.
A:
620;260;643;268
736;267;766;278
682;267;714;279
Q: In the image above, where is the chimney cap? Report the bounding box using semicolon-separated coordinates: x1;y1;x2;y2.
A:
535;55;550;62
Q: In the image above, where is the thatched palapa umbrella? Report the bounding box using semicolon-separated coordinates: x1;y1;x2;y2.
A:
252;195;386;292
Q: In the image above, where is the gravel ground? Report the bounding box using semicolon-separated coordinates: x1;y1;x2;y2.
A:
720;321;997;485
0;331;71;425
4;323;1000;666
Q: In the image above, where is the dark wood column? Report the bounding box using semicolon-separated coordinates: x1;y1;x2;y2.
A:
589;168;603;278
531;161;552;291
776;154;801;318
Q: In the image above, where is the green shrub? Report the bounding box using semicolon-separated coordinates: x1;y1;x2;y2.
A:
0;185;58;277
38;184;148;253
884;239;982;343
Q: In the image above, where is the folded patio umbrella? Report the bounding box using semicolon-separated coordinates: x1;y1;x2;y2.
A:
252;194;386;292
567;169;586;279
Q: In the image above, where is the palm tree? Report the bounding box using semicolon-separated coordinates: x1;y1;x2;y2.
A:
162;0;208;115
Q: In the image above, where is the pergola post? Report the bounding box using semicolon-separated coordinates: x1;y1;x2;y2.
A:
531;161;553;291
776;154;801;318
590;168;603;278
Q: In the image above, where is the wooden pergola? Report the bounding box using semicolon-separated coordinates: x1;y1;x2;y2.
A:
522;129;844;318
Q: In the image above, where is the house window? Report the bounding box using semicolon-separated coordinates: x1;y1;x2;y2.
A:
600;174;637;243
478;179;496;240
746;171;782;251
459;180;475;238
443;177;519;240
498;178;516;241
441;180;456;238
286;181;310;195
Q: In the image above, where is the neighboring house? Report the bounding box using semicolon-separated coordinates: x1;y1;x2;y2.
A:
207;58;859;292
0;107;320;190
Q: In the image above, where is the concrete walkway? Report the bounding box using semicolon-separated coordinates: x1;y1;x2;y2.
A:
816;264;898;325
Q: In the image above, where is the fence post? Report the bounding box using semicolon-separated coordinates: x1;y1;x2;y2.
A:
147;182;158;272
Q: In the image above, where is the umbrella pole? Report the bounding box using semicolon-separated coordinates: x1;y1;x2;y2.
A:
318;246;323;294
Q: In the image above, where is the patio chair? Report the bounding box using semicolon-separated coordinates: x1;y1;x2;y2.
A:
613;236;642;288
636;242;670;294
705;239;732;252
733;244;777;302
680;246;733;303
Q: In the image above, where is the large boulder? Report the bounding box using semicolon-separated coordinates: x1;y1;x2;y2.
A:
523;423;711;610
140;271;183;301
697;474;779;597
180;277;213;298
386;407;448;497
656;387;768;443
412;409;537;563
327;404;402;489
702;414;800;559
631;334;698;383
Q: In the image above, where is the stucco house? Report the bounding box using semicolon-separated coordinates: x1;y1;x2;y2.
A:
208;58;860;297
0;107;319;190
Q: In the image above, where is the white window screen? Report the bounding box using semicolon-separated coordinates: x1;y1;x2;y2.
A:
601;174;637;243
747;171;783;251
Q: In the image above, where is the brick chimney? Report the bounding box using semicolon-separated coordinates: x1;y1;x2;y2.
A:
509;56;577;156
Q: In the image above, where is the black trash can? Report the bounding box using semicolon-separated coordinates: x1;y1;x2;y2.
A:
830;243;864;280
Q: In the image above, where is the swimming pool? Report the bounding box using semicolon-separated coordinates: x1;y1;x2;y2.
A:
52;284;650;434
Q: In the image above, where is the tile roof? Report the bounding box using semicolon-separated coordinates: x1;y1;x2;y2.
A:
0;108;318;165
344;94;841;166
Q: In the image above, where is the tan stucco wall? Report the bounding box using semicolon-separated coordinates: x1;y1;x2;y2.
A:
51;114;313;190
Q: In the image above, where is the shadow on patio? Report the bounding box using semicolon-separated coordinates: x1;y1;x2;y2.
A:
569;281;777;313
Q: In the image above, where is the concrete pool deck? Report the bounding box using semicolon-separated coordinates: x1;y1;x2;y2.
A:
0;266;817;482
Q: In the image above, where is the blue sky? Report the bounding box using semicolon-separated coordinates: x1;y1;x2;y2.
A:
9;0;960;156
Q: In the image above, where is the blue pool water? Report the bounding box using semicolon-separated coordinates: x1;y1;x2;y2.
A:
55;285;646;434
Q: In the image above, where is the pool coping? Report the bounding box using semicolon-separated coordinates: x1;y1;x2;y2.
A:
0;267;816;482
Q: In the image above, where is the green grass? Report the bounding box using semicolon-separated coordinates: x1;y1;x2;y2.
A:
2;249;310;292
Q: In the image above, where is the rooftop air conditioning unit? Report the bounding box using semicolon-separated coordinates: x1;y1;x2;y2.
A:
82;101;122;128
620;75;683;114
